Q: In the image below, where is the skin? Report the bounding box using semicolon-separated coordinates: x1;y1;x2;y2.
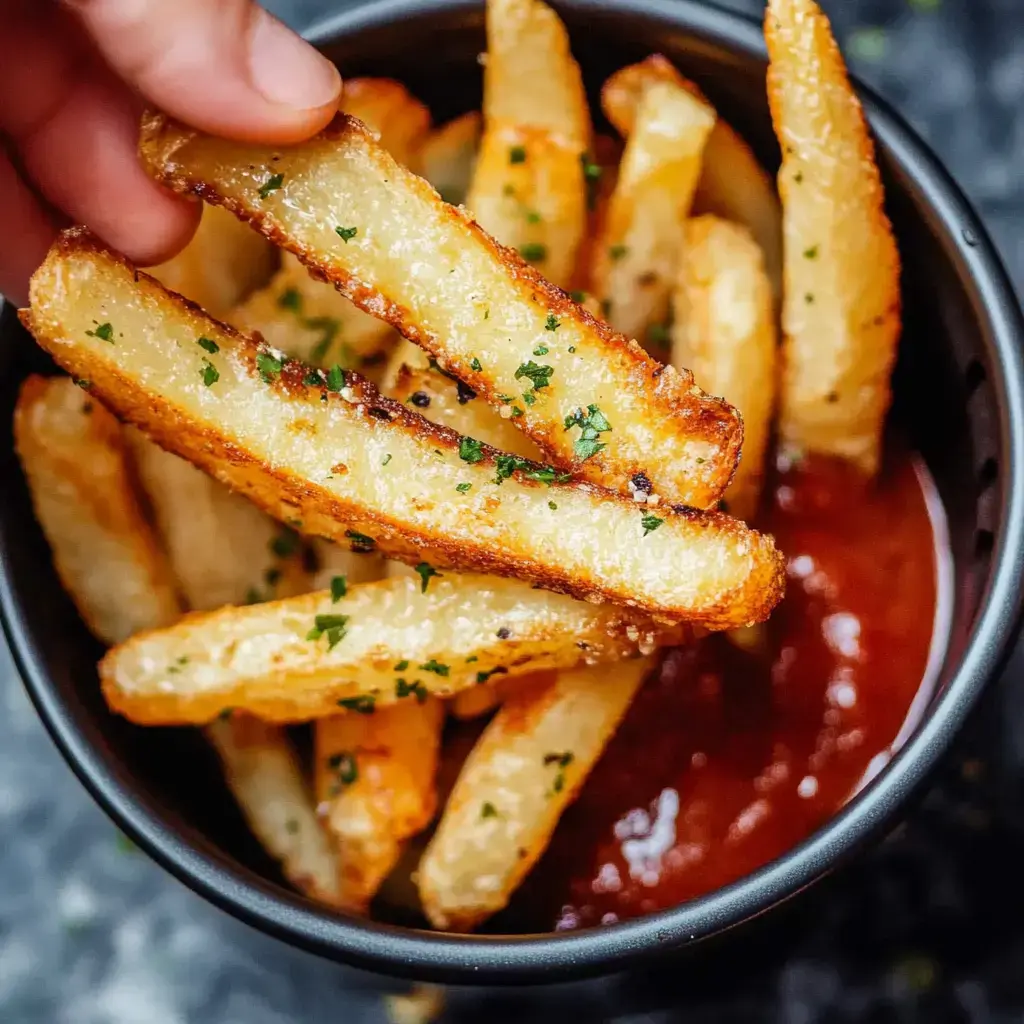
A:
0;0;343;304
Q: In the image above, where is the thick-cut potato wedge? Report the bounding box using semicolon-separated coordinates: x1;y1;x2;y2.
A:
481;0;590;146
592;77;716;344
416;112;482;206
466;126;586;291
766;0;901;474
602;56;783;306
672;217;777;522
149;203;276;318
207;714;341;904
98;574;689;725
126;431;311;610
140;112;744;509
314;698;444;912
419;658;652;931
24;232;784;625
13;376;182;644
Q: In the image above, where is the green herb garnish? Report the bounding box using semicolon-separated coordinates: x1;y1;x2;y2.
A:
278;287;302;311
459;437;484;463
419;659;450;677
456;482;472;493
330;575;348;602
564;404;612;461
325;364;345;392
470;357;482;372
481;802;498;819
514;360;554;390
476;666;508;685
197;336;219;354
201;360;219;387
641;512;664;536
337;695;376;714
258;172;284;199
336;225;359;243
509;145;527;164
519;242;547;262
345;530;376;553
327;751;358;788
415;562;441;594
256;351;283;382
86;322;114;343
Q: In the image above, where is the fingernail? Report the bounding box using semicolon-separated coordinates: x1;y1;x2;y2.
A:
249;10;341;110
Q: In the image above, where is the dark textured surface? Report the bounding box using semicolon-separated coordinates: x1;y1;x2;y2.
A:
4;0;1024;1020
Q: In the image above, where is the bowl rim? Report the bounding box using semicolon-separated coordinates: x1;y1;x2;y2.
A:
3;0;1024;985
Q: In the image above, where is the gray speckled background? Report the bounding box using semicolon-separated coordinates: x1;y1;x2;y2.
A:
4;1;1024;1021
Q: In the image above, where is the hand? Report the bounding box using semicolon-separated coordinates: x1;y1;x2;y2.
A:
1;0;342;305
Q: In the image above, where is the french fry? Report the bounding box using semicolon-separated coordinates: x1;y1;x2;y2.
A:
314;697;444;912
419;657;653;931
207;714;341;904
591;77;716;345
671;216;777;522
602;56;783;306
416;112;482;206
766;0;900;474
98;574;689;725
148;203;276;318
24;231;785;625
125;430;311;610
338;77;431;169
139;112;745;509
13;376;182;644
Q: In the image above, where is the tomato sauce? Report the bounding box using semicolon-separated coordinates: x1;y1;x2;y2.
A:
499;446;946;932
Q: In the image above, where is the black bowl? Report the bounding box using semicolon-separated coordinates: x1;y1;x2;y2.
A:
2;0;1024;987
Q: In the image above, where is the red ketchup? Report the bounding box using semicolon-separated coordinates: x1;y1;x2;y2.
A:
502;447;946;932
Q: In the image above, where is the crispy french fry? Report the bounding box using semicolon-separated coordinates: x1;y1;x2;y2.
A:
339;77;431;169
126;430;311;610
24;232;785;625
449;682;504;720
766;0;900;474
148;204;276;318
602;56;783;307
98;574;689;725
139;112;744;509
207;714;341;903
314;697;444;912
481;0;590;145
592;73;716;345
671;216;777;522
419;658;653;930
13;376;182;644
416;112;482;206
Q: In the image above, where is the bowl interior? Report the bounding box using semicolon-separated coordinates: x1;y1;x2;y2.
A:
1;0;1022;983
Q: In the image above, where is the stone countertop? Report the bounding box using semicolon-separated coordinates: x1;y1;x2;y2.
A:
4;0;1024;1021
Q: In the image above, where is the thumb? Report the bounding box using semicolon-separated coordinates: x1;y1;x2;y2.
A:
64;0;342;144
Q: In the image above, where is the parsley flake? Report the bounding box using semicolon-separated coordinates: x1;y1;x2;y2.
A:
336;226;359;243
456;482;472;493
258;172;284;199
86;322;115;343
345;530;376;553
307;613;350;649
330;575;348;602
201;360;219;387
278;287;302;311
609;243;629;261
396;678;428;703
481;802;498;819
509;145;527;164
419;659;450;677
549;501;558;510
564;404;612;461
514;360;554;390
804;245;819;260
256;351;283;382
197;336;219;354
544;313;560;332
641;512;665;536
382;453;393;466
476;666;508;685
533;344;549;356
415;562;441;593
519;242;547;262
337;695;376;714
470;357;482;372
459;437;484;463
325;364;345;392
394;660;410;671
327;751;358;788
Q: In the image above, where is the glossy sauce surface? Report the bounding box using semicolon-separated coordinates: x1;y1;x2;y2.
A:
501;448;943;932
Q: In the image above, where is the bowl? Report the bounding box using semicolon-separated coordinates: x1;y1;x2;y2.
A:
2;0;1024;986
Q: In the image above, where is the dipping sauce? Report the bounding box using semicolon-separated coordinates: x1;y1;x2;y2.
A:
499;446;946;932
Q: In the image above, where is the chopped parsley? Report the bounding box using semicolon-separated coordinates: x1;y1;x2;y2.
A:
345;530;376;553
494;454;528;484
256;351;283;382
286;819;299;835
325;364;345;392
394;660;410;671
476;666;508;685
526;210;542;224
396;678;428;703
337;695;376;714
647;322;671;348
470;357;482;372
544;751;575;795
330;575;348;602
270;527;300;559
481;802;499;819
307;613;350;649
519;242;547;263
459;437;484;463
544;313;560;332
568;346;576;353
74;379;91;390
86;322;114;343
509;145;527;164
514;360;554;390
549;501;558;510
336;225;359;243
641;512;664;536
327;751;358;789
303;369;322;387
523;391;536;406
524;465;571;485
197;336;219;354
456;482;472;493
609;243;629;261
804;245;819;260
278;287;302;311
382;453;393;466
419;659;450;677
200;360;219;387
533;347;550;358
258;172;284;199
564;404;612;460
581;154;603;209
415;562;441;593
805;292;815;304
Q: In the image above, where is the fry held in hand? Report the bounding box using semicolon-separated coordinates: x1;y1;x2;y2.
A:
24;231;784;625
672;216;777;522
98;573;687;725
14;376;182;645
419;658;652;931
139;112;743;509
766;0;900;474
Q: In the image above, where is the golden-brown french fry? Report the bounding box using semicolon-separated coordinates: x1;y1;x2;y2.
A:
481;0;590;145
671;216;777;522
148;204;276;318
602;56;783;307
25;231;785;626
592;73;716;344
419;658;653;931
314;698;444;912
98;574;689;725
766;0;900;474
339;77;431;169
126;430;311;610
207;714;341;903
140;112;744;509
416;112;482;206
449;683;504;721
13;376;182;644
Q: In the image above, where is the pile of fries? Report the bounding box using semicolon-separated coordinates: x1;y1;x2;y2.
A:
13;0;899;932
